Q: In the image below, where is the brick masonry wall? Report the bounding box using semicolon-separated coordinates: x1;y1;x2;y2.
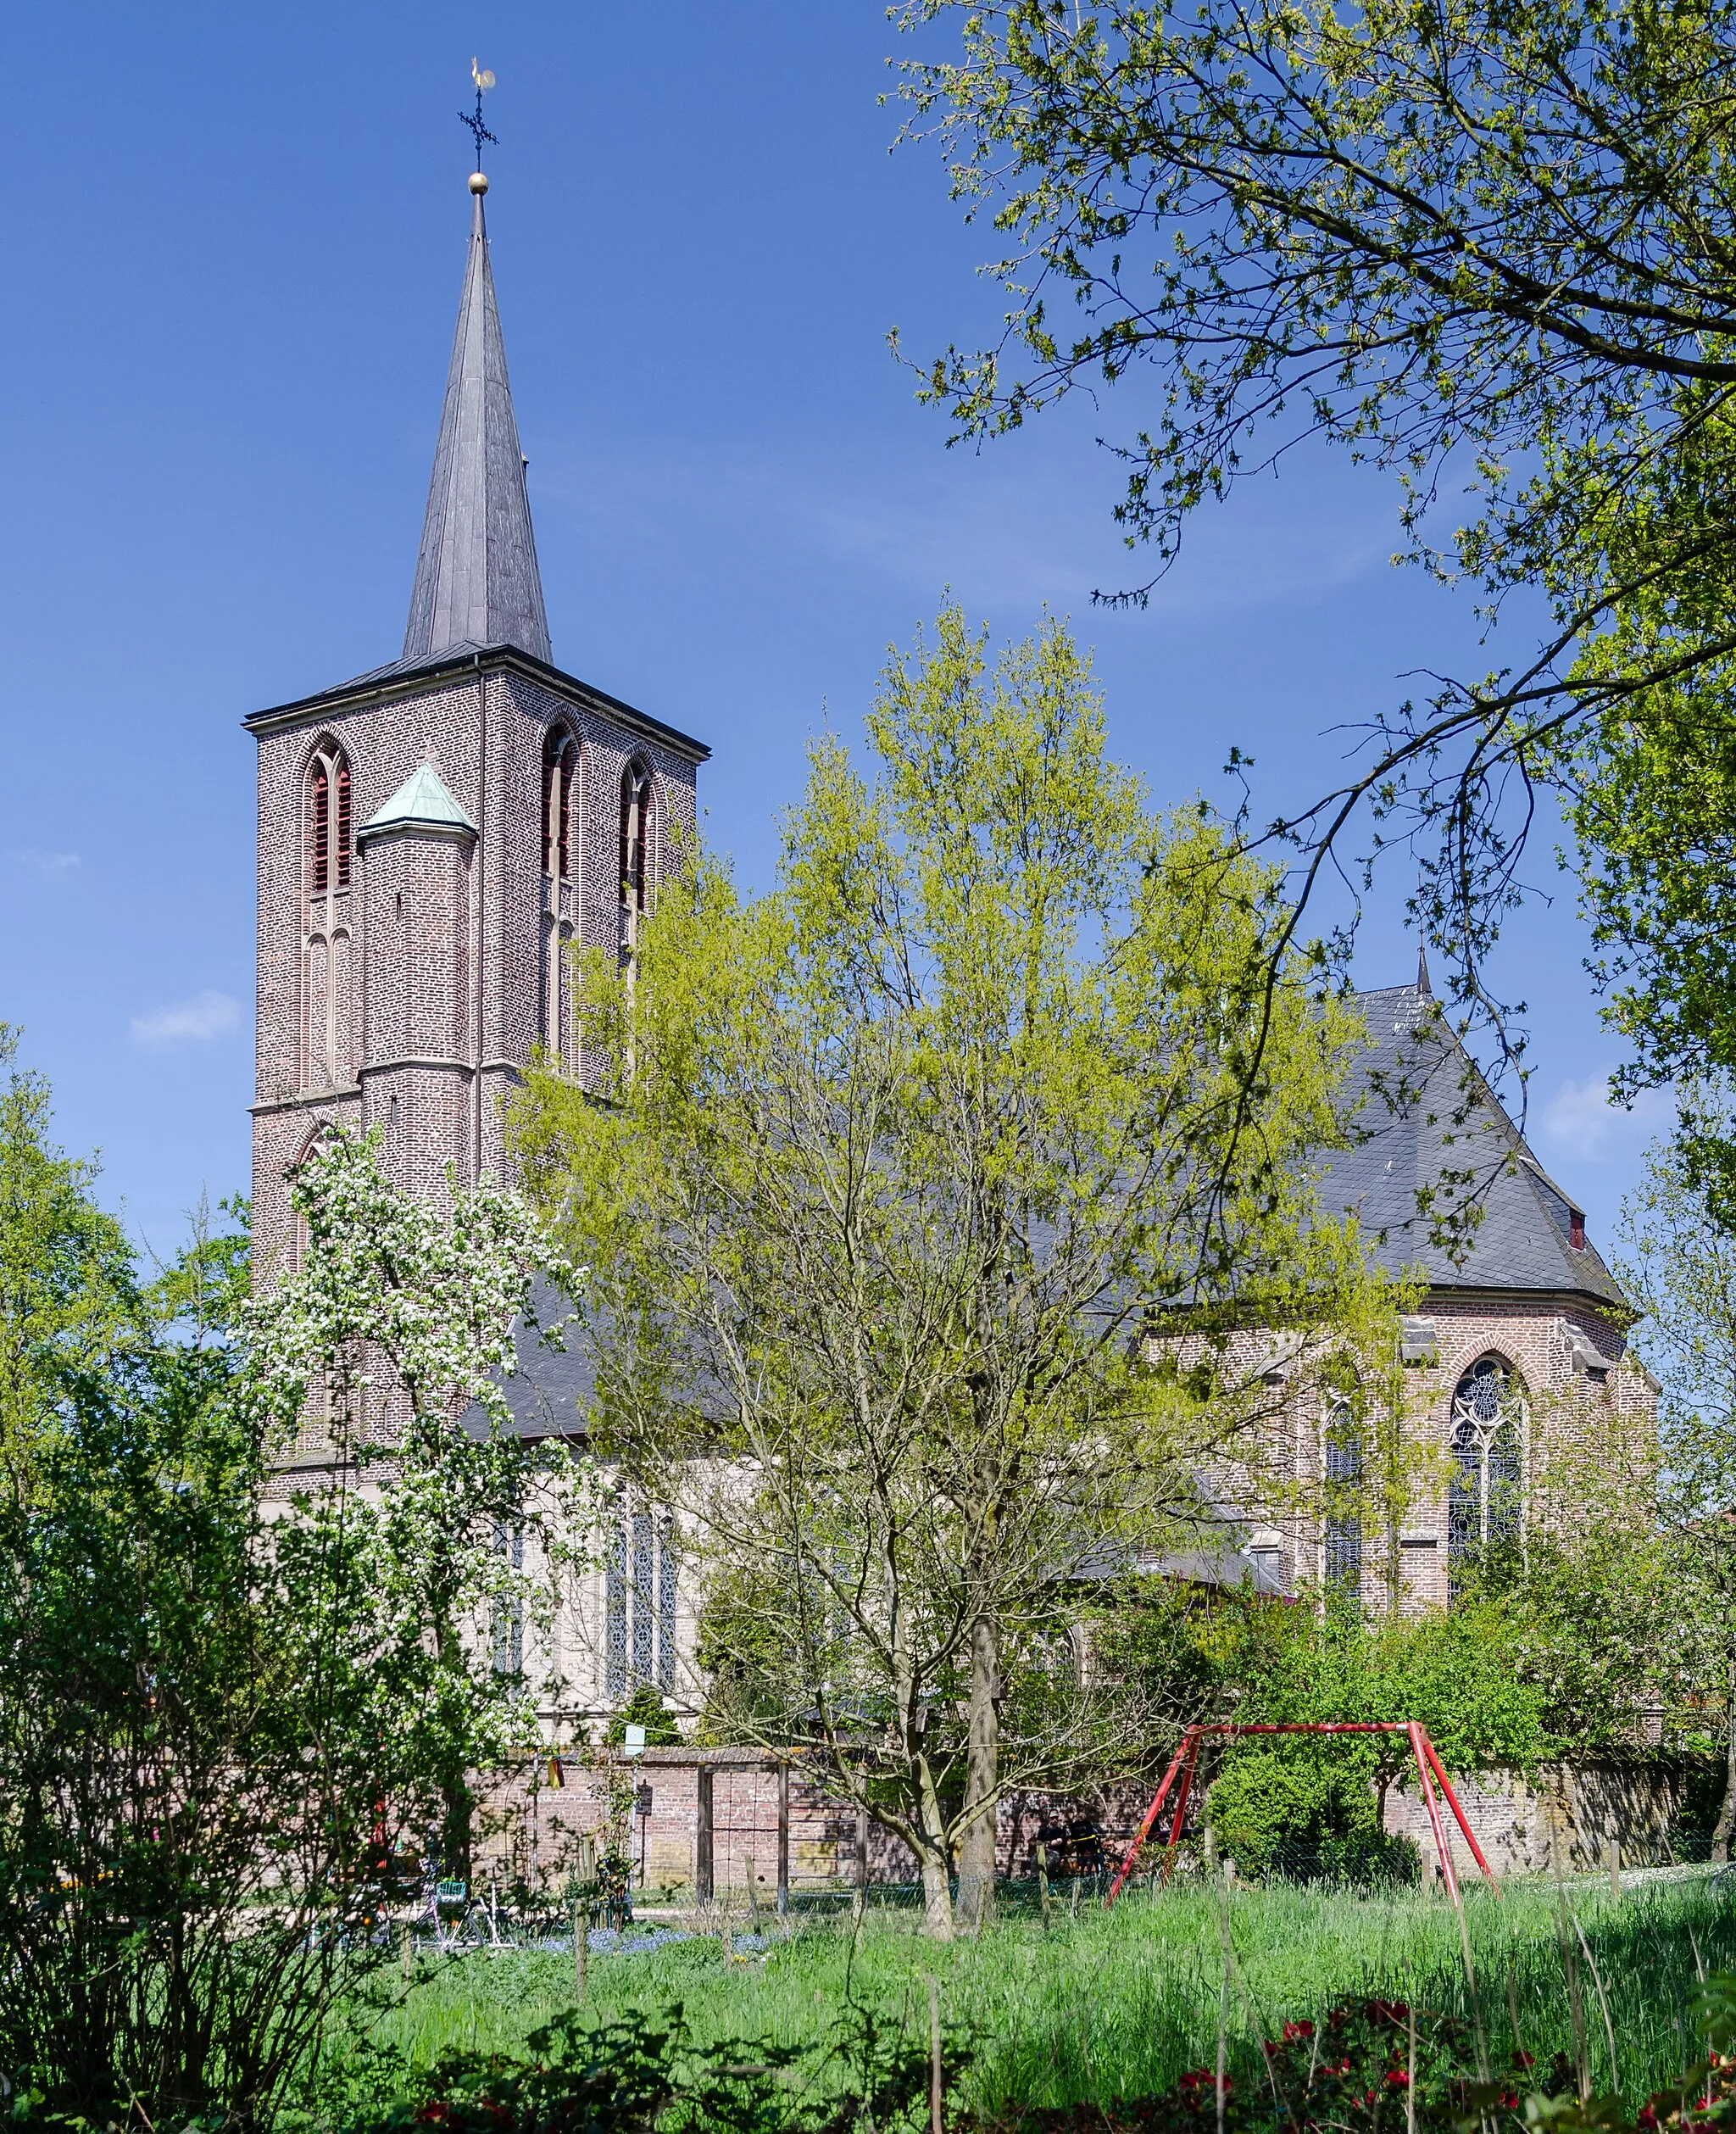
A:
458;1748;1700;1895
251;662;699;1287
470;1754;1160;1895
1380;1761;1691;1878
473;1752;881;1897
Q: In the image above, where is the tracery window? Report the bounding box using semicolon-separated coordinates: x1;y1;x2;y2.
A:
619;759;652;914
1322;1396;1362;1595
492;1518;525;1678
1448;1356;1525;1598
542;727;577;880
307;741;351;894
604;1495;678;1700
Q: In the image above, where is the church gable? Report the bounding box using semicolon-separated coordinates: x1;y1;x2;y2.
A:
1322;979;1626;1313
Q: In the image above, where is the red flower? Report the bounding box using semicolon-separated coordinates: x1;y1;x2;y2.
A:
1283;2021;1316;2042
1386;2070;1411;2088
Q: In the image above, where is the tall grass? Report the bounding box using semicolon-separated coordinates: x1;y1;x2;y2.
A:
338;1871;1736;2119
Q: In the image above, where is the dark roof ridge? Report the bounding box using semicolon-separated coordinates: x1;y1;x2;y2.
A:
241;639;710;765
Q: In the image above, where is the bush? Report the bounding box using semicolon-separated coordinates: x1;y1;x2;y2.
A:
340;2002;935;2134
1208;1742;1382;1877
605;1685;683;1747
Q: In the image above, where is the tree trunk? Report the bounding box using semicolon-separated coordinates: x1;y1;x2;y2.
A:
955;1612;999;1932
919;1850;955;1939
1713;1654;1736;1865
915;1756;954;1940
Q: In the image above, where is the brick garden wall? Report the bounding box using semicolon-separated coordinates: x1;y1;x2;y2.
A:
467;1752;1706;1897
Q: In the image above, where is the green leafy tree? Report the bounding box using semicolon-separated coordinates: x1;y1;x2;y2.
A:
0;1117;595;2126
513;605;1398;1936
242;1129;596;1875
605;1683;682;1747
1100;1577;1571;1873
147;1190;253;1343
892;0;1736;1078
1611;1093;1736;1853
0;1025;140;1504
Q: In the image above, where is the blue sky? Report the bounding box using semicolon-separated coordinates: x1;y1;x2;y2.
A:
0;2;1666;1268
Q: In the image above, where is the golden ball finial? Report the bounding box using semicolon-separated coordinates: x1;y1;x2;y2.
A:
469;170;489;195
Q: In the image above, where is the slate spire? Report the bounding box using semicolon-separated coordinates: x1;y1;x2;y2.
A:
403;176;552;667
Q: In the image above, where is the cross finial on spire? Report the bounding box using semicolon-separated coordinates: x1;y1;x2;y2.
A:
460;59;497;172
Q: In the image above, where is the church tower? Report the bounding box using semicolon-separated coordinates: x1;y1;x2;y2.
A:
246;172;708;1283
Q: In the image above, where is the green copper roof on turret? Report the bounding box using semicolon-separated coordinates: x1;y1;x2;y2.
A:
358;762;476;839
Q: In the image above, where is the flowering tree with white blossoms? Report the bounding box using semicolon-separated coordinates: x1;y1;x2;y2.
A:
242;1128;595;1876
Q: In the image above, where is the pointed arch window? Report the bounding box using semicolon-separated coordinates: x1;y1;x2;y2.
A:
620;759;652;914
1448;1356;1525;1598
308;742;352;894
605;1493;679;1699
542;727;578;881
1322;1396;1362;1595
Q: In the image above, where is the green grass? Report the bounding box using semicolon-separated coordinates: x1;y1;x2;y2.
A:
334;1871;1736;2120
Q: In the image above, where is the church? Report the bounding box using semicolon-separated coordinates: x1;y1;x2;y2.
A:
244;170;1654;1733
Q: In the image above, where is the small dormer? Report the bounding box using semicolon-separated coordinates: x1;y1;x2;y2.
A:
1522;1160;1588;1253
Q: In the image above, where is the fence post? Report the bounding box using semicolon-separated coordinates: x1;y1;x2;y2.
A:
696;1765;714;1905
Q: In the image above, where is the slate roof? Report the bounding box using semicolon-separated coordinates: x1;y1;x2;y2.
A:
478;977;1627;1444
358;762;476;839
1321;979;1626;1310
402;187;552;669
461;1276;595;1442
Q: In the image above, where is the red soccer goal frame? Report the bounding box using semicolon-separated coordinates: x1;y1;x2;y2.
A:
1103;1720;1501;1908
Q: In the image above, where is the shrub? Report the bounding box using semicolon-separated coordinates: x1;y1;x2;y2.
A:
605;1685;682;1748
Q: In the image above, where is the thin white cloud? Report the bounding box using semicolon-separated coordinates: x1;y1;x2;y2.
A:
131;989;242;1046
1539;1074;1669;1162
8;848;81;882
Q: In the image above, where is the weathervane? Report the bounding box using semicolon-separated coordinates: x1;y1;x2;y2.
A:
459;58;498;172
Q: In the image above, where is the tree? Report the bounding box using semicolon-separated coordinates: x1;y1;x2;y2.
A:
0;1118;594;2127
146;1190;253;1344
0;1025;141;1506
512;605;1399;1936
1097;1563;1646;1875
242;1129;595;1876
892;0;1736;1080
1611;1092;1736;1854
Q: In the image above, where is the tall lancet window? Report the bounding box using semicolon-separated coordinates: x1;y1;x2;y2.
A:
542;727;576;882
308;743;352;894
1448;1356;1525;1601
1322;1396;1363;1597
541;728;579;1068
604;1494;678;1700
620;760;652;917
303;739;353;1091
